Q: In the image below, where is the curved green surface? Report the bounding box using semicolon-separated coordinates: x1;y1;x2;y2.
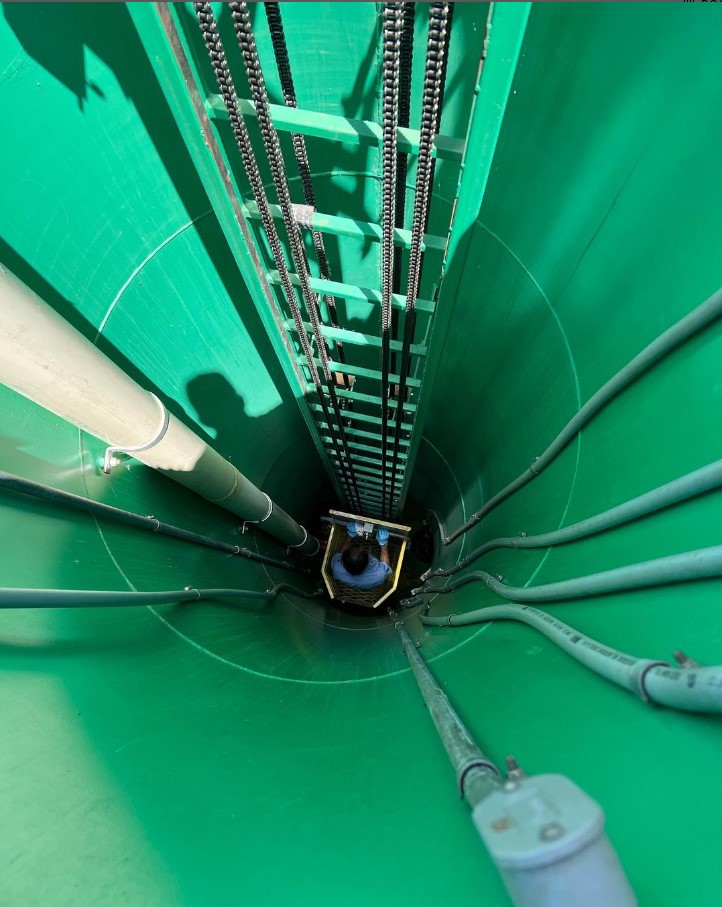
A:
1;3;722;906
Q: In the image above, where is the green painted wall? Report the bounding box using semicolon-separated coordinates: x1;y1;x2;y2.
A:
1;3;721;906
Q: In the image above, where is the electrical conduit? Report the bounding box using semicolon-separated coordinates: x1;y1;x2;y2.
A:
425;459;722;580
421;604;722;713
404;544;722;607
0;471;309;575
0;584;323;609
445;286;722;545
390;610;637;906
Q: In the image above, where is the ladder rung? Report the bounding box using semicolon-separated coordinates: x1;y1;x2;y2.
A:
329;453;390;469
332;462;404;484
313;359;422;389
270;271;435;315
316;422;411;445
244;202;446;253
288;319;427;358
207;95;465;162
320;436;409;460
335;387;417;412
311;404;414;432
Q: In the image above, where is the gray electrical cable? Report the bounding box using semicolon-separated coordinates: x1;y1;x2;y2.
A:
389;608;501;806
0;471;311;575
423;459;722;581
421;603;722;714
0;583;324;609
445;285;722;545
402;543;722;607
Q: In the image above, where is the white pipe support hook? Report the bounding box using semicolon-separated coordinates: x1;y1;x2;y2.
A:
241;492;273;534
102;393;169;475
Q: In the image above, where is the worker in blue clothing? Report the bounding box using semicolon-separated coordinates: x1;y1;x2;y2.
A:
331;521;391;589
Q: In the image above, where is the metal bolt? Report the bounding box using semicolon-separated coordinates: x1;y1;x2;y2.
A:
415;640;422;649
505;755;527;783
673;649;702;669
539;822;565;842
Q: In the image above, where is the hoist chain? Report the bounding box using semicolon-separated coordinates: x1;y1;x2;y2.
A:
228;1;361;509
395;2;416;233
387;2;452;511
380;2;403;518
264;2;349;386
194;2;360;510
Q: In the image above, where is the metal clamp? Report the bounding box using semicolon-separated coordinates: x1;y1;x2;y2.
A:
146;515;161;532
457;757;501;799
242;493;273;533
529;456;542;475
631;659;670;702
288;525;308;549
103;393;169;474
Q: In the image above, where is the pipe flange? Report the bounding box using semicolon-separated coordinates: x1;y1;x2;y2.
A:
103;393;169;474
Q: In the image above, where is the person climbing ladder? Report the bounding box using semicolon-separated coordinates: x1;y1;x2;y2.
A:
331;521;391;590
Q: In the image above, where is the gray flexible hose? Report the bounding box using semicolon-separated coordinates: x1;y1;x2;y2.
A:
424;459;722;580
421;604;722;713
403;544;722;607
445;286;722;545
0;584;324;609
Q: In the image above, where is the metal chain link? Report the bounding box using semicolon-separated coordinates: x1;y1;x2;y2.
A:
380;2;403;518
228;1;361;510
194;2;360;509
388;2;452;512
264;2;349;385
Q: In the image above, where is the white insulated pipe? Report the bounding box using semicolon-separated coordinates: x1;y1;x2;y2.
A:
0;264;319;556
